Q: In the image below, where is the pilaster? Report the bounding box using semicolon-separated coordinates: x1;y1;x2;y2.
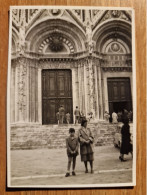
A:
94;62;99;119
87;57;95;117
16;57;27;122
97;60;104;119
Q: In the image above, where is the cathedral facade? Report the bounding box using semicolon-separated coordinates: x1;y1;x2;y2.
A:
10;8;133;125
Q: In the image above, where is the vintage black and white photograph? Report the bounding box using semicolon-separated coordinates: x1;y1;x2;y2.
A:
7;6;136;188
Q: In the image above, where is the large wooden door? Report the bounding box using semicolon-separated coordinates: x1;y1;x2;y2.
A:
42;69;73;124
107;78;132;116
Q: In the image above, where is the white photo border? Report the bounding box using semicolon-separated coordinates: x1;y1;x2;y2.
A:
7;5;136;188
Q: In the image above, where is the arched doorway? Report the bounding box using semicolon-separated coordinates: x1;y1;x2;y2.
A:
25;18;86;124
93;19;132;119
107;77;132;118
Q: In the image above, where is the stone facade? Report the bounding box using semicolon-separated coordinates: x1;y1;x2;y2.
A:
11;8;132;124
9;8;133;148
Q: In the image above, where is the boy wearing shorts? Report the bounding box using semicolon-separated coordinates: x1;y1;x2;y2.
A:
65;128;79;177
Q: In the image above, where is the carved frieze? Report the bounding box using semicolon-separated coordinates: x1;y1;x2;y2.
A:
39;59;78;69
101;60;132;67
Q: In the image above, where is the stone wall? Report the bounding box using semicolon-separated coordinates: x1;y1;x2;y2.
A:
10;122;118;150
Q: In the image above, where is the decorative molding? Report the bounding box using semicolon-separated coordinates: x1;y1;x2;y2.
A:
12;54;132;71
98;10;131;25
38;34;75;54
102;67;132;72
39;59;78;69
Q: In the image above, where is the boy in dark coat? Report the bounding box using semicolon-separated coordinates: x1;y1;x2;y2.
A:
65;128;79;177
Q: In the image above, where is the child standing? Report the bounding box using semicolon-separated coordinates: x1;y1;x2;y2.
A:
65;128;79;177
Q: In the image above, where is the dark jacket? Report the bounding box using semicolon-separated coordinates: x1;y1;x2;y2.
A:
120;124;132;154
66;136;79;156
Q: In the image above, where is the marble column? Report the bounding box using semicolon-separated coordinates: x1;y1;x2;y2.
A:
10;62;16;123
28;59;38;123
103;76;109;113
97;60;104;119
16;57;27;122
38;68;42;124
72;67;79;122
26;59;30;122
87;57;95;116
94;63;99;119
83;61;88;117
77;61;86;115
78;62;82;112
14;62;19;122
81;64;85;115
11;58;40;124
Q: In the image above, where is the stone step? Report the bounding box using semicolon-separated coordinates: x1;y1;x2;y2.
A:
10;122;119;149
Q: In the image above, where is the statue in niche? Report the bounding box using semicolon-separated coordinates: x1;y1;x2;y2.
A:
111;10;121;18
51;9;60;16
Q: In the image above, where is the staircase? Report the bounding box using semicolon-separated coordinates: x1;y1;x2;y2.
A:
10;122;118;150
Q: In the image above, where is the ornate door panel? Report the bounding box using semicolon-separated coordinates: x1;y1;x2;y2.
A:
107;78;132;115
42;69;73;124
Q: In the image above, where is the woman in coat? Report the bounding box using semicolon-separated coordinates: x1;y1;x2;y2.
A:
119;118;133;161
78;118;94;173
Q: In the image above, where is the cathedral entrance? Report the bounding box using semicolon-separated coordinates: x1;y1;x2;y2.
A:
42;69;73;124
107;78;132;120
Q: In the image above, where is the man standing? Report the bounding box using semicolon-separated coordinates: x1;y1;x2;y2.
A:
65;112;70;124
59;105;65;124
112;111;118;124
74;106;80;124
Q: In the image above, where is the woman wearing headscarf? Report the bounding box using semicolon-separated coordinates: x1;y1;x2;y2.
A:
78;118;94;173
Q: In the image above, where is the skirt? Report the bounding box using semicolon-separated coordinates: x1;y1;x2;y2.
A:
81;153;94;161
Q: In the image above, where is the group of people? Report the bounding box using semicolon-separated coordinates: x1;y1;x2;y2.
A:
56;106;85;125
65;110;133;176
56;106;70;124
104;109;133;123
65;118;94;177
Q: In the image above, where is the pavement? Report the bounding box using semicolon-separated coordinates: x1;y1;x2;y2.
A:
10;146;133;187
